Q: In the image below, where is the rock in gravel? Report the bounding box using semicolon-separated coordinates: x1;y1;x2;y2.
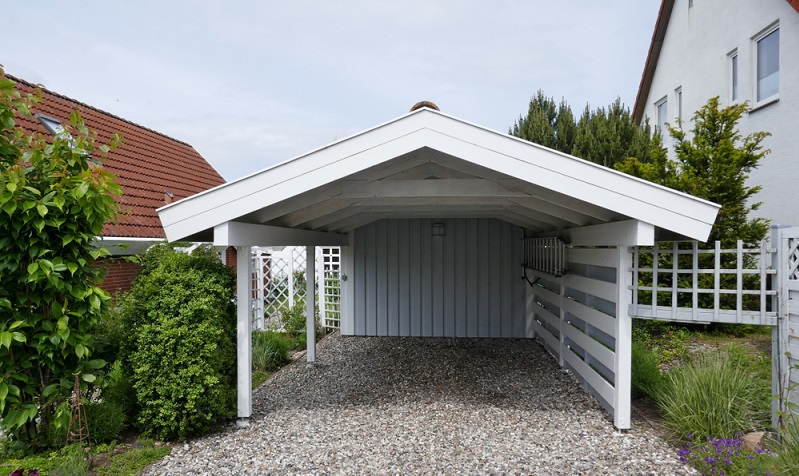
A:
144;333;696;475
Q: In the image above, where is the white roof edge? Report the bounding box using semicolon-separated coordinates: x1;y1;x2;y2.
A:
158;106;719;214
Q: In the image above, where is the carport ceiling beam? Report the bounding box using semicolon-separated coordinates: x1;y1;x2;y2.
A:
339;179;528;198
214;222;350;247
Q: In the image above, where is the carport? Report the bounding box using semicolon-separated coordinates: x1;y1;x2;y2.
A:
157;106;719;430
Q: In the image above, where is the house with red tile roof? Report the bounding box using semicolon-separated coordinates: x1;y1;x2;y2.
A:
9;75;227;294
632;0;799;226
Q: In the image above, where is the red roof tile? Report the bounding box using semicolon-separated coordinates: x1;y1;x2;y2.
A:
8;75;225;239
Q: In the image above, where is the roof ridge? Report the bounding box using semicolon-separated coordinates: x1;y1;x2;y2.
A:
7;74;195;148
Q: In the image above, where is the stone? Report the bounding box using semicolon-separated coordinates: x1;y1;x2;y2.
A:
742;431;766;451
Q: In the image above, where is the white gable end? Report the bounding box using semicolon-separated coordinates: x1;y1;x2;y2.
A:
158;108;719;242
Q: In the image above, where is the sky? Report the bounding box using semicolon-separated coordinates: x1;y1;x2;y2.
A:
3;1;661;181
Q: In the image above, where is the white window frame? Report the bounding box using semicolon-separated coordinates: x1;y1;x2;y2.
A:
675;87;682;124
655;96;668;136
728;50;739;103
752;22;779;107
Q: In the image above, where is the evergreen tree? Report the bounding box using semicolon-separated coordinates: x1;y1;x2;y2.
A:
512;92;651;168
616;97;770;246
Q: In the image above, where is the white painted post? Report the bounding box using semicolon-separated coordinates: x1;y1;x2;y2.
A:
236;246;253;426
306;245;317;364
317;247;325;329
340;233;355;335
614;245;633;430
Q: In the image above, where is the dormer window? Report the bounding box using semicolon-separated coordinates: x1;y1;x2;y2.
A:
34;113;66;137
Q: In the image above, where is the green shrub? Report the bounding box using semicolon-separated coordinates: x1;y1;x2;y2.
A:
252;330;291;371
631;342;667;399
118;244;236;441
659;352;757;440
281;300;307;336
85;400;125;444
101;360;136;421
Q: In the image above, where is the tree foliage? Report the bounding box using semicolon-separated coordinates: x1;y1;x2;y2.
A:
118;244;236;441
616;97;770;246
0;68;122;445
511;90;653;168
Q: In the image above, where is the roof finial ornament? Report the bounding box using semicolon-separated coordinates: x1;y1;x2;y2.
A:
410;101;440;112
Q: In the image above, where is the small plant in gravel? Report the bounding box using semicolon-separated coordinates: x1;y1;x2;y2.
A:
677;434;773;475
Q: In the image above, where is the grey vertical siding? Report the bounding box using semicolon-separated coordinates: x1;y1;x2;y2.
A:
352;218;527;338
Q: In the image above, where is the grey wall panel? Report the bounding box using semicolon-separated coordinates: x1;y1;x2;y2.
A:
353;218;527;338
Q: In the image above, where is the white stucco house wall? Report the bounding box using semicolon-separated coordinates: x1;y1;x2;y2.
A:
633;0;799;226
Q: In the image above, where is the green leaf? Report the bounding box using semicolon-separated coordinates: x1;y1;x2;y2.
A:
36;203;47;217
11;332;25;343
86;359;106;370
0;331;11;348
43;384;60;398
27;262;38;274
67;262;78;275
6;182;16;193
75;343;87;359
81;373;96;383
8;320;23;330
0;382;7;401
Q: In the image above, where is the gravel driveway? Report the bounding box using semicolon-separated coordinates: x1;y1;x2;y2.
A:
147;332;694;475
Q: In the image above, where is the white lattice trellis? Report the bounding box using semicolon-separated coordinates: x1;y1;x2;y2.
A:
252;246;341;330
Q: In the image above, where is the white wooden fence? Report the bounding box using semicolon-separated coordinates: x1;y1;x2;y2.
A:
525;244;631;429
776;227;799;417
628;240;778;325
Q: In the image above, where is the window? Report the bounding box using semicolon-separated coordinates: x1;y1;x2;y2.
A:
689;0;693;8
755;25;779;103
675;87;682;123
655;97;668;135
729;51;739;102
34;113;66;137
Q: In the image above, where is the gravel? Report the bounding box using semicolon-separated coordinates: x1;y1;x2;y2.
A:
146;332;695;475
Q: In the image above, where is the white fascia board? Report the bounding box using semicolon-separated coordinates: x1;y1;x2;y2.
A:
214;222;350;247
536;220;655;246
94;236;164;256
159;108;719;242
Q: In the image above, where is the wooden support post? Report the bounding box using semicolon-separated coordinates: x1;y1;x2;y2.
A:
236;246;252;426
306;245;317;364
614;246;633;430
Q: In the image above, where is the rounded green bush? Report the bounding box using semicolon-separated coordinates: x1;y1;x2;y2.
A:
118;244;236;441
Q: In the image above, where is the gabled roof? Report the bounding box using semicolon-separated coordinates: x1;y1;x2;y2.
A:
633;0;799;124
159;107;719;243
9;75;225;239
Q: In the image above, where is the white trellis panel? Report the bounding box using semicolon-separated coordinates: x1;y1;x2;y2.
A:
778;226;799;421
628;240;778;325
253;246;341;330
319;247;342;329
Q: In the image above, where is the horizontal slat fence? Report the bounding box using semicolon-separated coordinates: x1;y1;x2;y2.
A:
525;244;629;428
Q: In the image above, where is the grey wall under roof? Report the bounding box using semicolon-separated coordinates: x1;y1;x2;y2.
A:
351;218;528;337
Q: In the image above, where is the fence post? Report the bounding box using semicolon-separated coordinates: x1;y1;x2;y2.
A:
236;245;253;426
772;226;789;429
306;246;317;364
614;245;633;430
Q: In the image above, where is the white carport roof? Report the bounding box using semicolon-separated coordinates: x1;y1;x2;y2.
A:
157;107;719;245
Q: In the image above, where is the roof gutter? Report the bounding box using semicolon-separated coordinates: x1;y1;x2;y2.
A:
632;0;675;125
